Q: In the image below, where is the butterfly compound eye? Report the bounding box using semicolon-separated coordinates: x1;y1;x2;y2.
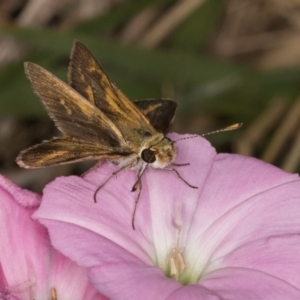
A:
141;148;156;163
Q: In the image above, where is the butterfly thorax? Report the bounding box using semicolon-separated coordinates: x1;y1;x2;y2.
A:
111;134;176;170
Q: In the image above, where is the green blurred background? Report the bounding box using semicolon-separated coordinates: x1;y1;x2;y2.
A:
0;0;300;192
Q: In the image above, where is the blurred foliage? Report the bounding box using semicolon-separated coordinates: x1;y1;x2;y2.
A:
0;0;300;190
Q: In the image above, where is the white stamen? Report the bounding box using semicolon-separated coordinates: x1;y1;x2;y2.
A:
169;247;186;281
51;287;57;300
168;210;186;281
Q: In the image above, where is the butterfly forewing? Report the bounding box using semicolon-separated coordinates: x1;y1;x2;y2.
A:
68;41;148;125
24;62;126;148
68;41;164;145
68;41;177;137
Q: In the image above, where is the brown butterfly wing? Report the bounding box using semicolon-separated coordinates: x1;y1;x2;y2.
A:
24;62;128;149
133;99;177;133
16;137;123;168
68;41;157;143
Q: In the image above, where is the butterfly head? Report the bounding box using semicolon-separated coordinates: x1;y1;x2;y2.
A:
141;136;176;169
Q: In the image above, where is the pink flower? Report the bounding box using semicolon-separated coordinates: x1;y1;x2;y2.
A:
0;175;107;300
34;133;300;299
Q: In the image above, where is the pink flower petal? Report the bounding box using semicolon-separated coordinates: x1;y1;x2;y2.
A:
40;219;148;267
183;154;300;282
201;268;300;300
89;263;180;300
216;233;300;288
0;179;48;296
0;176;40;207
88;264;300;300
166;285;221;300
0;175;106;299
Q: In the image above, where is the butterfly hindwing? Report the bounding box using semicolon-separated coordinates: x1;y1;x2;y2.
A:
16;137;124;168
134;99;177;133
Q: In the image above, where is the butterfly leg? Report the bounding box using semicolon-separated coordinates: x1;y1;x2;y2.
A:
130;164;148;230
93;164;129;203
131;179;142;230
164;167;198;189
131;163;148;192
171;163;190;167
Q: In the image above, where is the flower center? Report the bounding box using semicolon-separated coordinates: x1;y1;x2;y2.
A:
168;247;186;281
166;216;186;282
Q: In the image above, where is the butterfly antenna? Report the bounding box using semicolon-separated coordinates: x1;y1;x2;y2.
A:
173;123;243;142
202;122;243;137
